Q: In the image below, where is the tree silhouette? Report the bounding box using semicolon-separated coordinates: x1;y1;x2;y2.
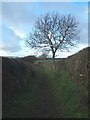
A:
26;12;80;70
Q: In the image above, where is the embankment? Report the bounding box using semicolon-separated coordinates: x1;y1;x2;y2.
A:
2;57;35;110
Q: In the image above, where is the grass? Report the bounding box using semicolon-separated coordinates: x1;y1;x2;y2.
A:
3;66;61;118
45;68;88;118
3;63;88;118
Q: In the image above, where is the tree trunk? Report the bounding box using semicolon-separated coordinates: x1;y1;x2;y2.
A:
52;52;56;71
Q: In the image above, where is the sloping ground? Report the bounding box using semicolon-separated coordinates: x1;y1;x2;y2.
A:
64;47;89;114
2;47;89;118
65;47;89;88
3;69;64;118
2;57;35;114
2;63;64;118
3;65;88;118
3;64;87;118
41;47;89;117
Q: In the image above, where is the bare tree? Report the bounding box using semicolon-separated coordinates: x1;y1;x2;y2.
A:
26;12;80;70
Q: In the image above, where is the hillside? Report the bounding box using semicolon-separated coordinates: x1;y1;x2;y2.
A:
2;57;35;113
2;47;89;118
65;47;89;88
64;47;89;111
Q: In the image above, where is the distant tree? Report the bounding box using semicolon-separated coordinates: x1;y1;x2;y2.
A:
26;12;80;70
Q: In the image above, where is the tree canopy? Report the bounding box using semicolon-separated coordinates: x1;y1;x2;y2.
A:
26;12;80;59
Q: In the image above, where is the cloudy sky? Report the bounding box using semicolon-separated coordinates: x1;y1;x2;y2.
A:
0;1;89;58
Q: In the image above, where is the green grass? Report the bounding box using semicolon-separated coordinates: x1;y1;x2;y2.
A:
3;63;88;118
45;68;88;118
3;66;62;118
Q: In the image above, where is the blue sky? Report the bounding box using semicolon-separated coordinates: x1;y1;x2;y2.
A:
0;1;89;58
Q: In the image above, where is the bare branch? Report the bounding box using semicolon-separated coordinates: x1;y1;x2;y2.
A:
26;12;80;59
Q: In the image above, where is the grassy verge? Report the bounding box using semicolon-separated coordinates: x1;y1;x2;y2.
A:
43;65;88;118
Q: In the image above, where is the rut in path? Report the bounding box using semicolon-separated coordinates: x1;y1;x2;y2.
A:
4;73;64;118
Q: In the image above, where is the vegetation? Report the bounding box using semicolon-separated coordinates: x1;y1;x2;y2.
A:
3;60;88;118
45;69;88;118
42;61;88;118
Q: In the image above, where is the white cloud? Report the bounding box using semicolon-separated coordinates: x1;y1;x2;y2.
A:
9;26;26;38
0;42;88;58
0;49;12;56
1;25;22;53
